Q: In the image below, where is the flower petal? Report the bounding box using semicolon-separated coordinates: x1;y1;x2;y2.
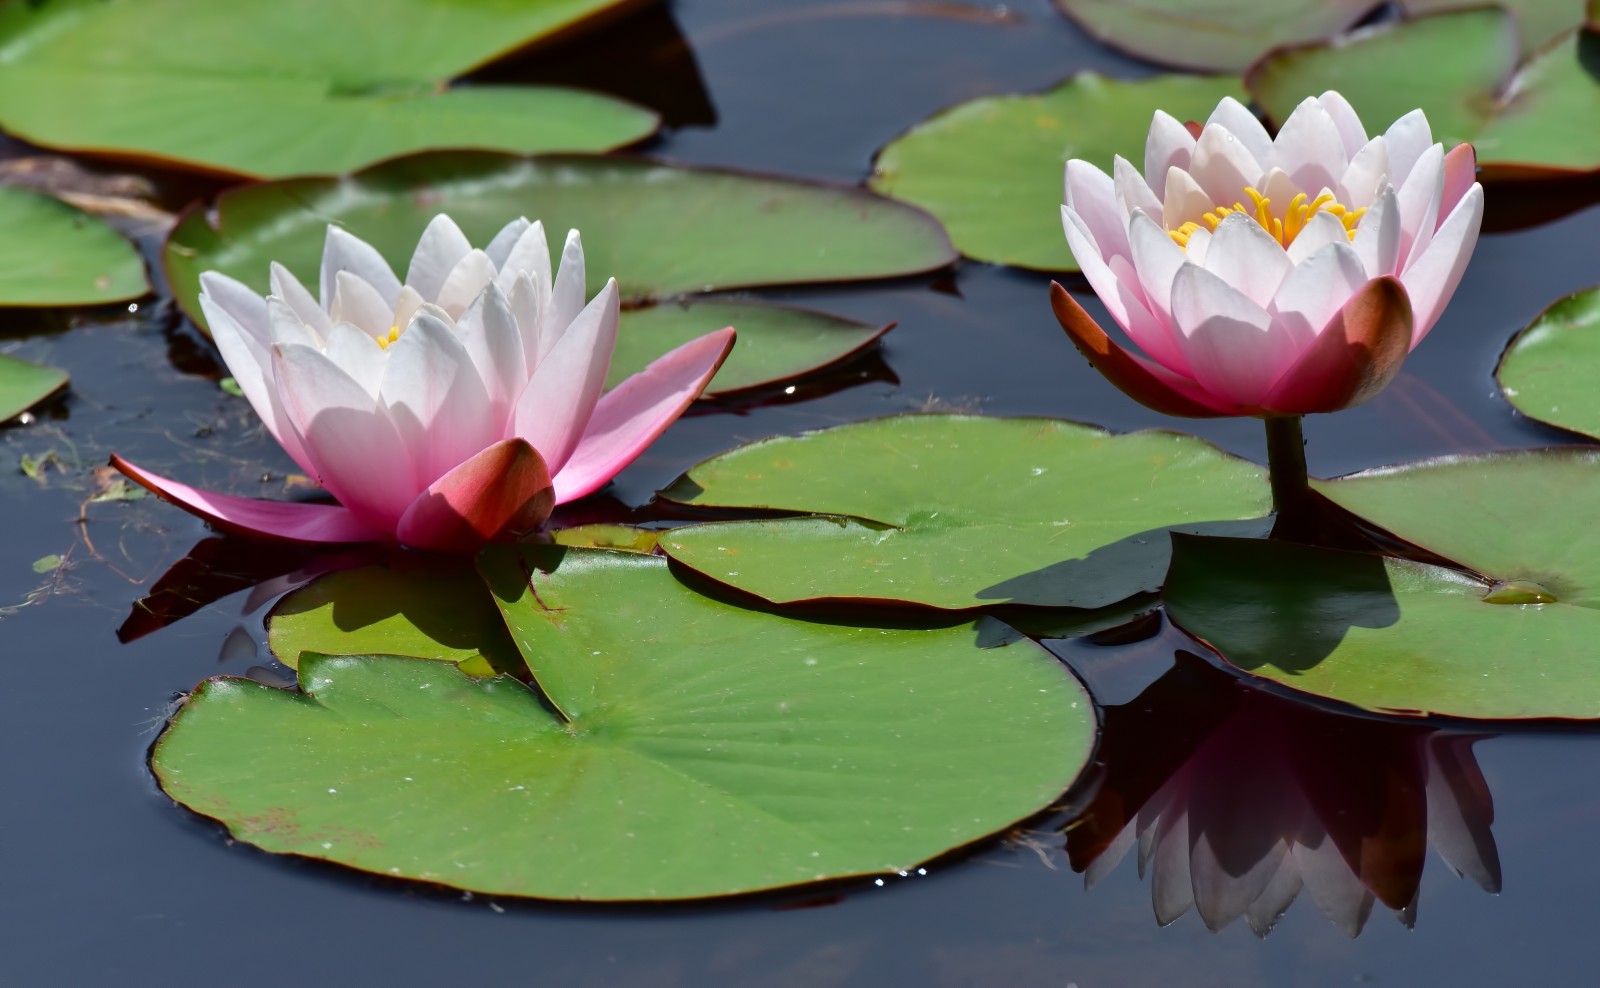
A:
404;214;473;302
396;438;555;552
266;297;322;349
320;226;400;310
484;216;531;270
514;278;620;476
1048;283;1242;417
434;248;498;320
110;454;384;544
1440;142;1477;220
1270;240;1370;351
1350;185;1401;278
1286;210;1349;265
553;326;736;503
329;270;396;338
1397;143;1444;267
1317;91;1369;158
274;342;416;531
1162;167;1215;231
1190;123;1260;208
269;262;332;337
1065;160;1131;262
1270;98;1347;198
380;309;498;488
203;298;316;475
200;271;269;342
1065;206;1185;371
496;219;552;294
1127;210;1187;325
1260;276;1413;415
1338;136;1390;210
1382;109;1434;186
322;321;385;398
1293;825;1375;938
1170;262;1295;407
548;228;588;340
1203;212;1293;309
1423;735;1501;894
455;281;526;421
1144;110;1196;198
1400;183;1483;345
1114;154;1162;222
508;269;551;373
1204;97;1272;174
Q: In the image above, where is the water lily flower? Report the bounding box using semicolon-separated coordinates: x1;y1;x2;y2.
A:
114;216;735;552
1051;91;1482;419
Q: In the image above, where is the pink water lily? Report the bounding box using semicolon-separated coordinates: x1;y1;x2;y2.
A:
115;216;735;552
1052;91;1483;418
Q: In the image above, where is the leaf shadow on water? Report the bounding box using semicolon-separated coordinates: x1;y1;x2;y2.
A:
973;518;1272;612
1060;653;1501;937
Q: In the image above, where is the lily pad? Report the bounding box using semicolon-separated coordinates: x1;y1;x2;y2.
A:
153;547;1096;901
658;415;1271;611
1248;8;1600;179
0;354;67;422
1399;0;1583;58
614;301;889;396
268;562;522;678
1165;533;1600;720
548;523;661;553
1050;0;1377;72
1496;286;1600;439
0;187;146;305
165;152;957;327
0;0;658;178
870;74;1246;270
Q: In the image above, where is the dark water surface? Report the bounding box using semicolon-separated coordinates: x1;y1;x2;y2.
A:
4;1;1600;984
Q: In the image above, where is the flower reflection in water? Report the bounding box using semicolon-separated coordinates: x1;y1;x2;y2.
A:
1066;656;1499;937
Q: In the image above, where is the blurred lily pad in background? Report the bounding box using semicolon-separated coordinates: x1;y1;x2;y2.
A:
870;74;1244;270
0;0;660;177
1050;0;1377;71
0;187;147;305
0;353;68;422
153;547;1097;900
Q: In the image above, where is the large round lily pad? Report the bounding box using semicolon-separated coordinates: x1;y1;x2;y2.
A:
1496;286;1600;439
0;354;68;423
0;0;658;178
658;415;1271;611
0;187;146;305
613;301;889;396
870;74;1245;270
165;152;957;325
154;547;1096;900
1400;0;1582;58
1165;533;1600;721
1051;0;1377;72
1248;8;1600;179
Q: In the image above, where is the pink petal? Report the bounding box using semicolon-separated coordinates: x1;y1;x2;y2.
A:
1317;91;1369;158
1144;110;1196;198
455;282;526;421
1270;241;1369;351
1113;155;1162;222
1261;276;1413;415
1171;262;1295;407
379;310;498;489
1440;143;1478;221
497;220;552;296
1286;210;1349;265
1203;213;1292;309
1400;183;1483;345
1204;97;1272;174
1293;826;1375;937
1397;143;1444;268
396;438;555;552
1190;124;1260;209
1382;109;1434;186
1423;735;1501;893
111;454;384;544
514;279;619;476
1064;207;1182;370
269;262;332;337
548;229;588;339
203;299;316;476
1065;160;1131;262
552;326;736;503
1270;98;1348;199
1161;167;1215;231
320;226;400;310
1337;136;1390;210
405;214;473;302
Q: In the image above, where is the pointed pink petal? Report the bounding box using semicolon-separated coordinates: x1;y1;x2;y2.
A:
111;454;384;544
548;229;588;338
1143;110;1196;198
1317;91;1369;159
1170;263;1294;407
404;215;472;302
1270;98;1348;196
552;326;736;503
1204;97;1272;174
1260;276;1414;415
1065;160;1131;262
396;438;554;552
1440;143;1478;221
1401;184;1483;345
513;279;619;476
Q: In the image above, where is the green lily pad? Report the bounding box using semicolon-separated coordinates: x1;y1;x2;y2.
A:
869;74;1245;270
658;415;1271;611
549;523;661;553
1164;533;1600;721
0;0;658;178
614;301;888;396
1050;0;1376;72
1496;285;1600;439
165;152;957;328
0;353;67;422
0;187;146;305
1399;0;1586;57
1248;8;1600;179
268;562;522;678
153;547;1095;900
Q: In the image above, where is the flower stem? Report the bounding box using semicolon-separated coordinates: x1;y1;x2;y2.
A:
1264;415;1313;537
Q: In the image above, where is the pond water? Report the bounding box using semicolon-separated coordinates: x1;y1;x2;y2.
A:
3;0;1600;984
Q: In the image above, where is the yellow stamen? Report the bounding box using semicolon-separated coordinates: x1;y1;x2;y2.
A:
1167;185;1366;250
376;325;401;350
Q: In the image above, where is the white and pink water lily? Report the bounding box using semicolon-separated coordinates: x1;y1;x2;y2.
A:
115;216;735;552
1052;91;1483;416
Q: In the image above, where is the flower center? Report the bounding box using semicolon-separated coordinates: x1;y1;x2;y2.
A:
1168;187;1366;250
376;325;401;350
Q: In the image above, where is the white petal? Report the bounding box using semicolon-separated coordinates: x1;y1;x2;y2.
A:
1382;109;1434;186
484;216;531;270
1128;210;1188;323
1350;185;1401;278
392;285;426;335
1205;97;1272;173
322;322;385;399
380;310;498;488
1190;124;1260;208
204;298;314;475
1065;206;1186;372
547;229;588;339
1270;98;1348;201
1150;802;1195;926
1259;167;1303;213
1270;241;1370;352
513;278;619;475
496;219;552;295
1171;262;1295;407
1182;226;1212;267
1162;167;1215;231
1293;830;1374;938
1065;160;1131;262
1338;136;1390;210
199;271;269;343
1287;210;1350;265
1144;110;1196;199
266;297;322;349
434;248;498;320
329;270;396;338
509;270;551;372
1397;144;1445;268
1203;213;1293;309
320;226;400;310
404;214;472;302
1114;154;1162;222
269;262;331;337
1401;183;1483;345
455;281;526;423
1317;91;1369;158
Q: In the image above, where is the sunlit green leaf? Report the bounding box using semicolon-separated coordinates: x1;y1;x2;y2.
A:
1050;0;1375;71
1496;285;1600;439
0;187;145;306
